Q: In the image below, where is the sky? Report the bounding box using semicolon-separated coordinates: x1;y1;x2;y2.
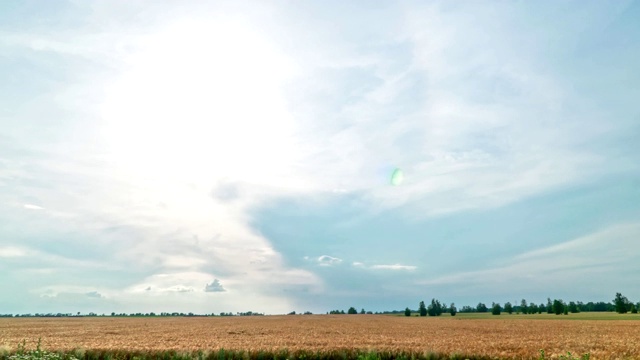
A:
1;0;639;315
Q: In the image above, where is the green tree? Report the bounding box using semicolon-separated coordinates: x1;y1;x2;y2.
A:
427;302;436;316
449;303;457;316
552;299;565;315
428;298;443;316
491;302;501;315
538;303;544;314
631;304;638;314
520;299;528;315
546;298;553;314
614;292;629;314
419;301;427;317
404;307;411;317
529;303;538;314
360;308;365;314
504;302;513;314
476;302;488;313
347;307;358;314
568;301;579;313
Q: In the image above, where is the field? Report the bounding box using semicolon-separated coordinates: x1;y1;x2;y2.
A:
1;314;639;360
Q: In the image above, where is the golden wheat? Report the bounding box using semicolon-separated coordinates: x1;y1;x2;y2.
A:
1;315;639;359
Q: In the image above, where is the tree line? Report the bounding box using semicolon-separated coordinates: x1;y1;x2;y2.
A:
402;292;638;316
1;293;637;318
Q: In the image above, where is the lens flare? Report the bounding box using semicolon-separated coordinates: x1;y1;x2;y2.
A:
390;168;404;186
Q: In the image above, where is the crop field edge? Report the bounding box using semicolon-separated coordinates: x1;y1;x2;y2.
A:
0;346;593;360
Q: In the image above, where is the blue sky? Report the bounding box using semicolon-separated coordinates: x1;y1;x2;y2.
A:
1;0;639;315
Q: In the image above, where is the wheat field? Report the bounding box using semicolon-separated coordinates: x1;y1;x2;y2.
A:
1;315;639;359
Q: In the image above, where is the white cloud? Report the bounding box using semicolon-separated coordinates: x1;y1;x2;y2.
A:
370;264;417;271
0;247;26;258
351;261;416;271
317;255;343;266
204;279;226;292
23;204;44;210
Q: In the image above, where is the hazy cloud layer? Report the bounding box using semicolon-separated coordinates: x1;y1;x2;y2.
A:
1;1;638;314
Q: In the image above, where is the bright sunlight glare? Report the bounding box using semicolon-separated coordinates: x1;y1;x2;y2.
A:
100;20;301;193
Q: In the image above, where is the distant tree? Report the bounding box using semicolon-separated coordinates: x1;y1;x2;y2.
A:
546;298;553;314
287;311;296;315
520;299;528;315
552;299;565;315
427;299;444;316
477;302;488;313
491;302;501;315
360;308;365;314
404;307;411;317
568;301;579;313
419;301;427;317
366;311;373;314
614;292;629;314
347;307;358;314
460;306;474;313
529;303;538;314
631;304;638;314
427;299;436;316
504;302;513;314
538;303;544;314
450;303;457;316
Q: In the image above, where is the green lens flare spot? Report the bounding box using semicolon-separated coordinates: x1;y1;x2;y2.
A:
390;168;404;186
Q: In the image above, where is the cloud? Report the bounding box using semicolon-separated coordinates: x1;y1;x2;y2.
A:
0;247;26;258
317;255;343;266
350;261;416;271
204;279;226;292
370;264;417;271
173;287;195;293
1;1;637;315
211;181;240;202
85;291;103;298
418;223;640;298
23;204;44;210
35;286;108;299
